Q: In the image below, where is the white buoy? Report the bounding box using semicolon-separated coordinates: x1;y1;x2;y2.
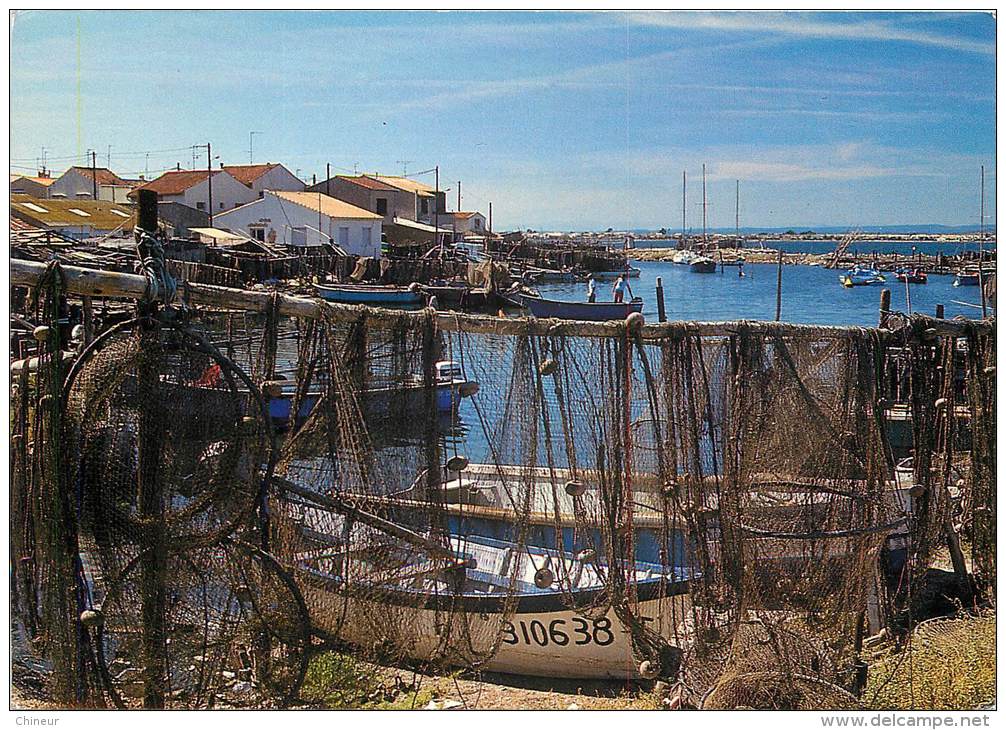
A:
446;455;469;473
564;479;586;497
32;325;50;342
534;567;554;589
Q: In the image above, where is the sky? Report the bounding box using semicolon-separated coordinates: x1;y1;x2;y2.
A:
9;10;997;231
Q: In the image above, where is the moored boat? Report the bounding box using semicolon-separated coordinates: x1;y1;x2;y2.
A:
894;268;927;284
589;267;641;280
314;283;425;307
689;256;717;273
952;267;990;287
524;295;643;321
840;267;885;287
671;250;699;266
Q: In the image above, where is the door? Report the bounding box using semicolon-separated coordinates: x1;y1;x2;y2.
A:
361;227;372;250
338;227;350;247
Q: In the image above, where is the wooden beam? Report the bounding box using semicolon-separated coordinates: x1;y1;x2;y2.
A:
10;258;993;340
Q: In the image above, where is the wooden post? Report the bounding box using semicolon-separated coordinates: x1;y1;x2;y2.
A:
81;295;94;344
655;276;666;323
935;303;944;319
774;250;783;321
879;288;891;328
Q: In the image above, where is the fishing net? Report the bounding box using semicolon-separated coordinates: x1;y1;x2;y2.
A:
8;261;995;710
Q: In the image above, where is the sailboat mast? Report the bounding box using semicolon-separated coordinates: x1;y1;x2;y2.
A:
735;179;740;241
702;163;707;247
681;170;687;247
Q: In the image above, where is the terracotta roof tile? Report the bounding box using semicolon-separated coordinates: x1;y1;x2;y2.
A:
128;170;220;197
64;166;131;187
333;175;399;191
223;163;279;186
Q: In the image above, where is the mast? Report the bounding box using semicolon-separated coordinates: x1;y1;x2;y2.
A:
735;179;740;241
702;163;707;247
681;170;687;248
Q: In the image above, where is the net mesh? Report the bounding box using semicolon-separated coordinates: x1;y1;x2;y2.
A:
9;266;996;710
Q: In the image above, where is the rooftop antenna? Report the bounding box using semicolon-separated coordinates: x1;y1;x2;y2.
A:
248;131;262;164
396;159;413;176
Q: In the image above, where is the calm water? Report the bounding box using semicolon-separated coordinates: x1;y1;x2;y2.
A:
536;260;986;326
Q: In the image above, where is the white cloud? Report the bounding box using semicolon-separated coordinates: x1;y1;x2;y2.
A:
626;12;994;56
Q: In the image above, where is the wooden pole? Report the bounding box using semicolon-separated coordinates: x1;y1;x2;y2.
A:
325;163;330;196
91;150;98;200
935;303;945;319
879;288;891;328
978;165;987;318
774;250;783;321
904;277;912;315
655;276;666;323
206;142;214;227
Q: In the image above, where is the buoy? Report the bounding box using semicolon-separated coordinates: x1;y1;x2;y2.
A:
934;397;948;409
32;325;50;342
534;567;554;589
80;609;104;628
639;660;660;679
539;358;558;376
446;455;469;473
909;483;927;498
626;311;645;332
564;479;586;497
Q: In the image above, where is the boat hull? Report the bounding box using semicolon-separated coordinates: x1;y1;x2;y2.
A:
302;582;690;680
525;297;643;321
689;259;717;273
314;284;425;307
589;268;641;280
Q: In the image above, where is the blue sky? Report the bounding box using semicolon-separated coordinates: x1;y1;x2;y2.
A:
9;10;996;230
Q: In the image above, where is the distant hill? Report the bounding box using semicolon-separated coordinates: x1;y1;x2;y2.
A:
634;224;995;235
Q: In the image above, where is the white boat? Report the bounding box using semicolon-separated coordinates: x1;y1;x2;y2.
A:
290;524;692;680
671;250;700;265
589;267;641;280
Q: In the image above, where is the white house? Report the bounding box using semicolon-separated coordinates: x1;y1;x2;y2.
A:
223;163;305;197
128;169;257;214
214;190;383;256
443;211;488;237
48;166;133;202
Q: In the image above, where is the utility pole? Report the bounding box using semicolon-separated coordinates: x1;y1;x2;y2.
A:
735;179;740;242
489;202;492;233
457;181;461;212
90;150;98;200
206;142;213;226
107;145;111;169
325;163;330;196
979;165;987;318
434;165;440;249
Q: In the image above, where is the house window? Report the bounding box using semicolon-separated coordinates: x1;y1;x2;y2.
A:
338;227;350;247
420;198;429;215
291;226;307;245
219;201;225;210
250;226;266;242
258;191;264;198
361;227;372;246
196;202;206;211
376;198;387;215
474;218;482;230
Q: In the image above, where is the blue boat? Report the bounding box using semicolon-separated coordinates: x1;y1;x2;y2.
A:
265;360;478;428
525;295;643;321
839;266;885;287
314;283;425;307
953;268;988;287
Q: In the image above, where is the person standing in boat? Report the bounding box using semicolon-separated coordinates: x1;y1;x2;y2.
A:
612;275;632;303
587;276;597;303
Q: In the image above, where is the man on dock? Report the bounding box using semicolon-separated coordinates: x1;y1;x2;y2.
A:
587;276;596;303
612;275;632;303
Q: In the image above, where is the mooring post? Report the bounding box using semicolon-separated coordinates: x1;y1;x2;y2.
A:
878;288;891;328
655;276;666;323
936;303;944;319
774;250;783;321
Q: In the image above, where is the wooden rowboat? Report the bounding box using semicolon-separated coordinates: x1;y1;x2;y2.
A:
524;295;643;321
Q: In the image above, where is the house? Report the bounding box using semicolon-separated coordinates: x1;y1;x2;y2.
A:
223;163;305;197
48;166;133;202
214;190;383;256
442;211;488;237
157;201;211;238
369;175;447;225
10;194;135;239
306;174;413;225
10;174;57;199
308;173;447;226
128;169;257;214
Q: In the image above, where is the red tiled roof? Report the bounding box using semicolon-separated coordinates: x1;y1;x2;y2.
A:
10;214;35;231
450;211;480;219
223;163;279;186
64;166;131;187
128;170;220;197
336;175;399;191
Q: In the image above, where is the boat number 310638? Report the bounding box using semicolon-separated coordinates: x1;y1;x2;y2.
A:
500;617;615;647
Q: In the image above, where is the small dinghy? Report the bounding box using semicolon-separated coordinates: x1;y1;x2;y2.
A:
839;267;885;287
952;267;990;287
524;295;643;321
894;268;927;284
589;267;641;280
314;283;425;308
